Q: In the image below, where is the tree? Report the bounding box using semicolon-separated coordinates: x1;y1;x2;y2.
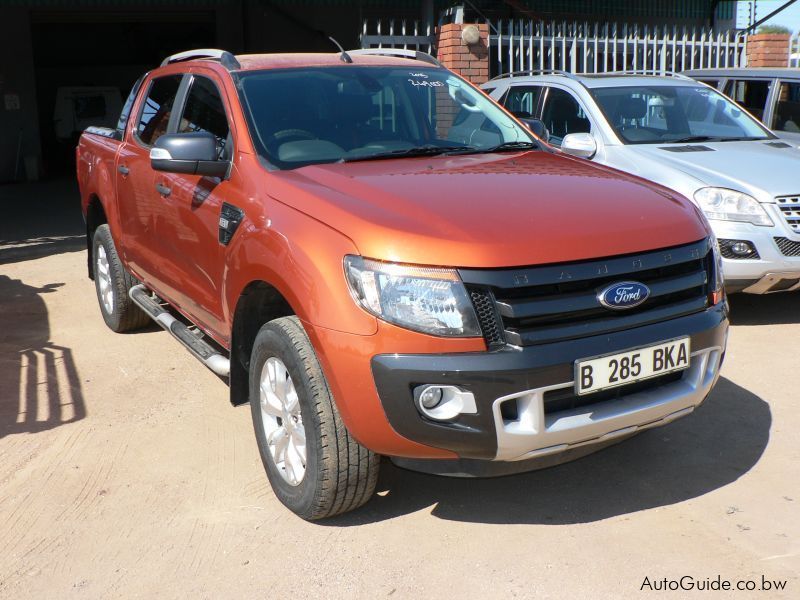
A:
757;24;792;35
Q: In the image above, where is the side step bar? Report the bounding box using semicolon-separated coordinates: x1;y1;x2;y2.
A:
129;284;230;377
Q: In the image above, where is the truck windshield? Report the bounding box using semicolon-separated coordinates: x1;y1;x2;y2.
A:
590;85;772;144
238;66;534;169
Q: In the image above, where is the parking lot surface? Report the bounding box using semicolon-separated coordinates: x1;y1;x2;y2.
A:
1;182;798;599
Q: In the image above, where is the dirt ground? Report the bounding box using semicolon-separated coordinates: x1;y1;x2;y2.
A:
1;181;798;599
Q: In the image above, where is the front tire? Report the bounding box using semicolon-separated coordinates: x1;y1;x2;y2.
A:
92;224;149;333
249;316;379;520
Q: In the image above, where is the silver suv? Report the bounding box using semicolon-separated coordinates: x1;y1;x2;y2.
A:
483;72;800;293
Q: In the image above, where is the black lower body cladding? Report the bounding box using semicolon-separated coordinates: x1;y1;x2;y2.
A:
371;303;728;461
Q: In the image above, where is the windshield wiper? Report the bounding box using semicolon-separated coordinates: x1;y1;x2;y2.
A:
341;145;473;162
667;135;717;144
668;135;764;144
447;140;539;155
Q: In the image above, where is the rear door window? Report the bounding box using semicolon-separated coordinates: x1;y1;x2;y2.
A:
772;81;800;134
724;79;772;121
177;75;230;158
540;87;592;145
502;85;543;119
116;75;145;138
136;74;182;146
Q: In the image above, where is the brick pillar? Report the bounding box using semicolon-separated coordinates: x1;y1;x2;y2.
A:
746;33;790;67
435;22;490;85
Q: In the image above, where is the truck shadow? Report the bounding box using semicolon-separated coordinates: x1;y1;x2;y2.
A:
728;292;800;326
326;377;769;526
0;275;86;439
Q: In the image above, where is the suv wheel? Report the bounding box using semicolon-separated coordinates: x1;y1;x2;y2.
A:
249;316;379;519
92;224;149;332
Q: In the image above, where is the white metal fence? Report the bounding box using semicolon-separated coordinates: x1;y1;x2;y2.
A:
360;19;434;54
359;18;750;76
491;21;747;76
791;32;800;68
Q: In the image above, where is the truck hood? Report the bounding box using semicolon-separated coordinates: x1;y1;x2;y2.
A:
268;152;708;268
630;141;800;200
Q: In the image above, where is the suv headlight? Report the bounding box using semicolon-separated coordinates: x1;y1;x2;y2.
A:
694;187;773;227
344;256;481;337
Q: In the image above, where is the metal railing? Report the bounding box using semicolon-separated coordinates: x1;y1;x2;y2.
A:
360;18;434;53
791;32;800;68
490;20;747;77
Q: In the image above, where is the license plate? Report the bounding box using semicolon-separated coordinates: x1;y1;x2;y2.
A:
575;338;691;396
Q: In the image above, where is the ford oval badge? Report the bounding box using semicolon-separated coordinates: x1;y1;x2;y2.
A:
598;281;650;310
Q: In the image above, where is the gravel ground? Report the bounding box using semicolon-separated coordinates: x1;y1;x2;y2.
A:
0;181;798;599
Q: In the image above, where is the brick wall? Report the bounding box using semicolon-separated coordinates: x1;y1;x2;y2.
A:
746;33;790;68
435;22;490;85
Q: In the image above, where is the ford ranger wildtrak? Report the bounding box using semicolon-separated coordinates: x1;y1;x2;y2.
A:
77;48;728;519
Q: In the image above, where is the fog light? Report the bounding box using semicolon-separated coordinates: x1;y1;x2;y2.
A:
419;386;443;409
718;239;759;259
413;385;477;421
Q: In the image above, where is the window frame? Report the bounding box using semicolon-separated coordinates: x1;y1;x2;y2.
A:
722;77;775;123
537;84;596;147
132;73;188;149
501;84;545;120
173;72;235;160
771;78;800;133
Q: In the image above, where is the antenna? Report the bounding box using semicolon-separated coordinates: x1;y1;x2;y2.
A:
328;37;353;64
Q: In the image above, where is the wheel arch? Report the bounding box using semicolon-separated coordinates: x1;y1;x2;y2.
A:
229;280;296;406
86;194;107;279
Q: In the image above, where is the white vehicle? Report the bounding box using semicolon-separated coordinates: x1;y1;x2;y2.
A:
53;86;122;142
483;71;800;293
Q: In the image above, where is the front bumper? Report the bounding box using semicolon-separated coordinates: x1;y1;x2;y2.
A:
371;303;727;462
710;212;800;293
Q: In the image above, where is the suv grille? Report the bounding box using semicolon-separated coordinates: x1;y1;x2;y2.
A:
776;195;800;232
461;239;712;347
774;237;800;257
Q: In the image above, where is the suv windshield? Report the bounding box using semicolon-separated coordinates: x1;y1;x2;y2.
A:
590;85;772;144
238;66;534;169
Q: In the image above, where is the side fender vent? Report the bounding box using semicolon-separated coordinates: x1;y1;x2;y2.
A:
219;203;245;245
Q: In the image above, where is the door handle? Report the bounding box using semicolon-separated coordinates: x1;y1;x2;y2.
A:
117;164;130;175
155;182;172;197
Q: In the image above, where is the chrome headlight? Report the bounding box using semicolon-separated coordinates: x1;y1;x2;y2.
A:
694;187;773;227
344;256;481;337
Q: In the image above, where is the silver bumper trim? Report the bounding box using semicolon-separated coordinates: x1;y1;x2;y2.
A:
742;272;800;294
491;346;722;461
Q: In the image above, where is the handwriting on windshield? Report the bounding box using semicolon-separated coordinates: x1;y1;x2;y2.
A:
408;79;445;88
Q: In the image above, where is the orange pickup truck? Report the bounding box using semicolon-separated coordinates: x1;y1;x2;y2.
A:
77;48;728;519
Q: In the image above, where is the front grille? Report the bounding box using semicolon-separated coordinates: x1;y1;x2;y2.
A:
469;288;504;346
776;195;800;232
462;239;711;347
774;236;800;257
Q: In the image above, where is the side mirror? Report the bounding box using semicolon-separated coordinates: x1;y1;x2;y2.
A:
519;118;549;143
561;132;597;159
150;132;228;178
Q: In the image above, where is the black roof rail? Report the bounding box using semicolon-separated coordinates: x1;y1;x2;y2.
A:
490;69;578;81
161;49;241;70
348;48;442;67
